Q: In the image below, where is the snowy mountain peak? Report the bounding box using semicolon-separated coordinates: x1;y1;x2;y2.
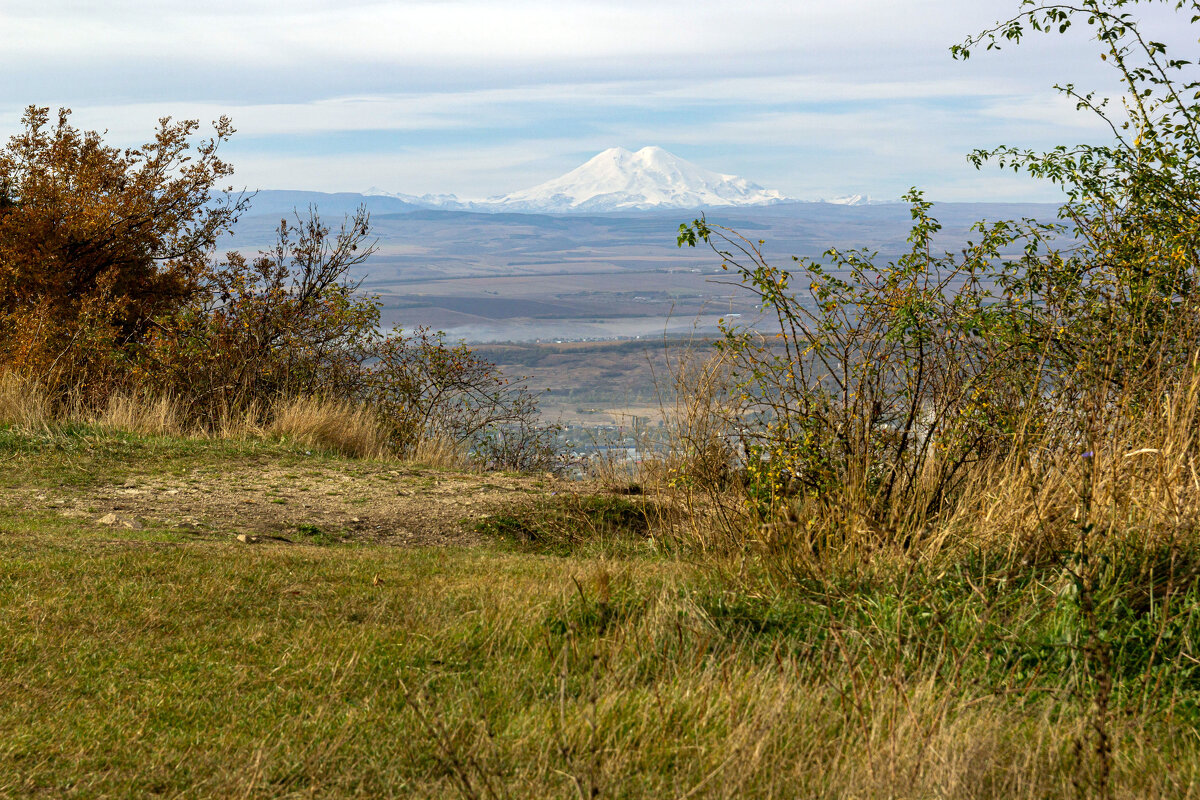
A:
491;147;790;213
364;187;465;209
823;193;897;206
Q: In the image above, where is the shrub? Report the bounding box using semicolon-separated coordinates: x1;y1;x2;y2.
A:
471;417;564;473
365;326;547;460
0;106;552;466
142;206;381;417
0;106;243;400
678;0;1200;537
680;195;1063;528
949;1;1200;415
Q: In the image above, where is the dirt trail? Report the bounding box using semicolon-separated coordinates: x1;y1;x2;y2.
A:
21;460;565;546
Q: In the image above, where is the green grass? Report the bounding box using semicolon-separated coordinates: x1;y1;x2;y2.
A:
0;424;319;491
474;495;674;558
3;425;1200;797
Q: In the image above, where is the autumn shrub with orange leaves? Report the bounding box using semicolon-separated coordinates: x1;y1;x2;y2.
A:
0;106;550;465
0;106;244;402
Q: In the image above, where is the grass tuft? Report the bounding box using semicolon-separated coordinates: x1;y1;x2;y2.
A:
267;395;390;459
476;493;675;556
0;369;51;429
95;391;187;436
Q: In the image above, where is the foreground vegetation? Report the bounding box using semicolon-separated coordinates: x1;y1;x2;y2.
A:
3;423;1200;799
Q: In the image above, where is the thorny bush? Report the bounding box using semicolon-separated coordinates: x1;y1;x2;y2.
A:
365;326;554;467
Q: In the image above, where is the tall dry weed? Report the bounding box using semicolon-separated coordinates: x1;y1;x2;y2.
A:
213;399;266;441
0;370;51;428
934;367;1200;561
95;393;188;437
408;433;471;471
267;396;389;459
643;346;750;549
661;347;736;487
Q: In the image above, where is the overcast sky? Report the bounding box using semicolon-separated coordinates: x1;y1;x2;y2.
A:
1;0;1191;202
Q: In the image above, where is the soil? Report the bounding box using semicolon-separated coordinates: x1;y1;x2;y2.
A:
20;460;572;547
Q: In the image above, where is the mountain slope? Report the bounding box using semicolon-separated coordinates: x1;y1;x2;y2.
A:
241;189;421;217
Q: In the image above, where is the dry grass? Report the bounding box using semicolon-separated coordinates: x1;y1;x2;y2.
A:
955;372;1200;554
0;378;400;461
408;432;472;470
266;395;390;459
94;392;188;437
0;370;51;429
211;398;266;440
4;399;1200;796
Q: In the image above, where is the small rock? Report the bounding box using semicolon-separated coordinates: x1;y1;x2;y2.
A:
97;513;121;526
236;533;260;544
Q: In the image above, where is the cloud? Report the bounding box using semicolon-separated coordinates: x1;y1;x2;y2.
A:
1;0;1190;201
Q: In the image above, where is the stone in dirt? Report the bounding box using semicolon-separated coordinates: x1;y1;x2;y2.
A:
236;533;260;543
97;513;148;530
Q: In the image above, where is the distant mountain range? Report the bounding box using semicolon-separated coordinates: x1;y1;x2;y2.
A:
362;146;895;214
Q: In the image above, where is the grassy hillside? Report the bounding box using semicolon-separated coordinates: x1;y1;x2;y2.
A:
4;424;1200;798
7;4;1200;795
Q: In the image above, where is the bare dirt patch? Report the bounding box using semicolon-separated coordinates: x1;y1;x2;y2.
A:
20;460;568;547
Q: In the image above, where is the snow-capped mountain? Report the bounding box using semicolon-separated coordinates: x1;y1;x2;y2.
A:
363;188;468;210
821;194;896;206
363;148;904;213
487;147;789;213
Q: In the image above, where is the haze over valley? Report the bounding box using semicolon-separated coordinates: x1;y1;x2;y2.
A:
226;147;1062;344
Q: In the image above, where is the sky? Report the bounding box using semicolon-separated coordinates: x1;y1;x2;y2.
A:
1;0;1192;203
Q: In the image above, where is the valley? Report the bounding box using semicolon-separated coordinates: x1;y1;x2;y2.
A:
224;195;1063;344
